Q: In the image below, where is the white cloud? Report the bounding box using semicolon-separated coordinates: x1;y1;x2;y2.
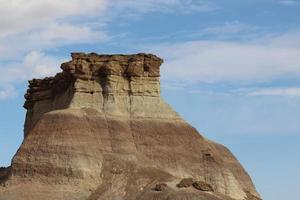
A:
0;51;64;84
0;0;215;60
247;87;300;96
0;51;64;100
150;31;300;83
0;0;216;61
203;21;255;35
108;0;217;14
21;51;64;79
0;0;109;60
0;24;108;60
0;1;210;98
0;0;217;100
0;0;106;37
279;0;300;5
0;85;17;100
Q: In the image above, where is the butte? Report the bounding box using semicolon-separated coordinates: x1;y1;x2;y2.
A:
0;53;261;200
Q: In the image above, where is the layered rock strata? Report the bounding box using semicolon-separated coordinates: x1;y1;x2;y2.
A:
0;53;261;200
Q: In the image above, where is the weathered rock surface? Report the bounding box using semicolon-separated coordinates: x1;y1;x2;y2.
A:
0;167;10;182
0;53;261;200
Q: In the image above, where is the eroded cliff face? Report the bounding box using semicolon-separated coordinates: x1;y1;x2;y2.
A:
23;53;179;137
0;53;261;200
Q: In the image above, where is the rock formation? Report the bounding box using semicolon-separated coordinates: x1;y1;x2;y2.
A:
0;53;261;200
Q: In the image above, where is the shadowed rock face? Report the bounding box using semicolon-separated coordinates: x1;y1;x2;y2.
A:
0;53;261;200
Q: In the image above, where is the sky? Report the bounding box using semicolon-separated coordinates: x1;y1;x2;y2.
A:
0;0;299;199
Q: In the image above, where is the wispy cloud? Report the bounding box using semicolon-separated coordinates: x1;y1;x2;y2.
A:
0;0;216;59
247;87;300;96
0;0;217;100
108;0;217;14
0;51;64;83
203;21;256;35
0;0;107;37
279;0;300;5
150;30;300;83
0;0;109;60
0;0;215;60
0;85;17;100
0;51;64;100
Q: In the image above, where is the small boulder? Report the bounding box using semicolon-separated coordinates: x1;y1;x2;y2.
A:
153;183;167;191
192;181;214;192
177;178;194;188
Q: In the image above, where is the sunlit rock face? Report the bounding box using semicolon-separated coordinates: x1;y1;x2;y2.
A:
0;53;261;200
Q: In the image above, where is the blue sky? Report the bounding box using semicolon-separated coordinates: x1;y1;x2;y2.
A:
0;0;300;199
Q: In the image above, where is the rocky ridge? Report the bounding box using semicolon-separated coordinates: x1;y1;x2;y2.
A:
0;53;261;200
